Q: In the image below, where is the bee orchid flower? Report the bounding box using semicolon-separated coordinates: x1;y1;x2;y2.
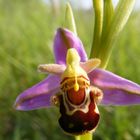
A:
14;28;140;135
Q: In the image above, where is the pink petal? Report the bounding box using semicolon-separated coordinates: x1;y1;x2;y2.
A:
88;69;140;105
53;28;88;64
14;75;61;110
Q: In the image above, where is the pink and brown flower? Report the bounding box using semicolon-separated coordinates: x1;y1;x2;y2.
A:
14;28;140;135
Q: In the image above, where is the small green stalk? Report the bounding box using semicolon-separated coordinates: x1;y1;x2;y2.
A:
101;0;114;45
90;0;103;58
90;0;114;63
63;3;77;36
75;133;93;140
75;136;80;140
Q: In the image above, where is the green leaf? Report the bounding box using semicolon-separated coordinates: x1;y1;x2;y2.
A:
98;0;135;68
63;3;77;35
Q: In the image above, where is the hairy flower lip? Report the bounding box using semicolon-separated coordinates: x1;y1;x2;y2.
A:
14;27;140;111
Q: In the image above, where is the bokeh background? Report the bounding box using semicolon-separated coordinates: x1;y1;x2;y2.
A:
0;0;140;140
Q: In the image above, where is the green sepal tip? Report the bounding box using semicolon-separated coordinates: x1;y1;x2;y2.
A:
63;3;77;35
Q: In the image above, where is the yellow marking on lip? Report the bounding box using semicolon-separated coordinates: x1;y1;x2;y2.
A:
74;76;79;91
60;76;90;92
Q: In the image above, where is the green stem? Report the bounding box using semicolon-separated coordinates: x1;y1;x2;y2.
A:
75;136;80;140
90;0;103;58
75;133;93;140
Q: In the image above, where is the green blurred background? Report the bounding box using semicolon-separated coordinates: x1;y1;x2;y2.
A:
0;0;140;140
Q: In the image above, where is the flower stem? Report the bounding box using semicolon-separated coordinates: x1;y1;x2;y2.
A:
75;136;80;140
75;133;93;140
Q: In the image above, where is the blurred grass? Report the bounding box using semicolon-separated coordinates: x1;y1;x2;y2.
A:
0;0;140;140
